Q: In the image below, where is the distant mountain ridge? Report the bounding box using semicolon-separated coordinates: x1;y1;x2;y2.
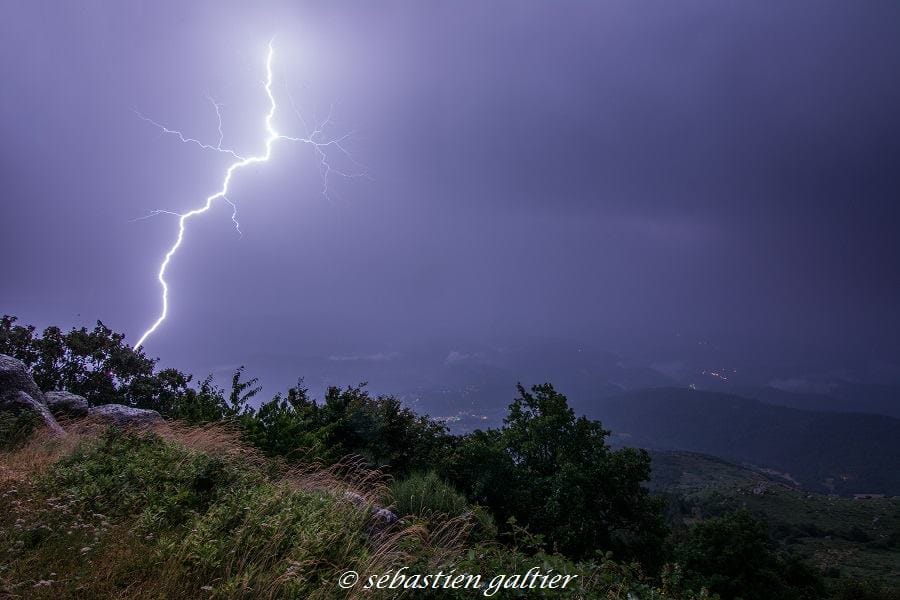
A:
732;384;900;419
582;387;900;496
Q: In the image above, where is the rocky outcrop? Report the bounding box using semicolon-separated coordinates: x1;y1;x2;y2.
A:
0;354;46;405
1;353;165;433
44;391;90;418
0;354;65;436
88;404;162;426
4;390;66;436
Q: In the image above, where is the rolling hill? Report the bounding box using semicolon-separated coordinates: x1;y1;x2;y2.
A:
733;384;900;419
648;450;900;585
582;388;900;496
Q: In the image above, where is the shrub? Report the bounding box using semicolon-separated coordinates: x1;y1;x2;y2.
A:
830;578;900;600
674;510;824;600
390;470;469;519
240;383;452;476
41;429;248;529
0;408;39;451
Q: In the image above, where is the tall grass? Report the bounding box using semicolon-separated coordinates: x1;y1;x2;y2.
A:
0;423;468;599
0;409;39;451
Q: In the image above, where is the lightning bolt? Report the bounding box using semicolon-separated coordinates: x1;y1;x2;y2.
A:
133;40;365;350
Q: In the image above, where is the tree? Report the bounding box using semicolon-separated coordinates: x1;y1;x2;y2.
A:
447;383;668;567
310;384;451;474
228;366;261;414
239;382;326;459
445;428;520;523
1;315;170;407
674;511;824;600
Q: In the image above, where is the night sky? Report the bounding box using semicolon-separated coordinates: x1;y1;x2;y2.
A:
3;2;900;396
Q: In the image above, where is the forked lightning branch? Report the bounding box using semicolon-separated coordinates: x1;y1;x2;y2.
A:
132;40;364;350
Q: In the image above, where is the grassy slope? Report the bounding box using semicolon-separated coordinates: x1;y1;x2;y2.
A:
0;420;695;600
1;423;384;598
649;451;900;585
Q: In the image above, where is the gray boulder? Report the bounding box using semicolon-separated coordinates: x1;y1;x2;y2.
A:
0;354;46;405
44;391;90;418
89;404;162;426
372;507;399;525
0;354;65;436
7;391;66;436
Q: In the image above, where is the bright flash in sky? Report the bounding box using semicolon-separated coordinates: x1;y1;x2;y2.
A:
133;40;365;350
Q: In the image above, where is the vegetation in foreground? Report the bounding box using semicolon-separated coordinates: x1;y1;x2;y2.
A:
1;423;700;599
2;315;897;599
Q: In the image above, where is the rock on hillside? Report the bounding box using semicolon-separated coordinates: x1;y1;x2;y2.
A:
88;404;162;426
1;353;163;432
0;354;65;435
44;391;90;418
0;354;46;405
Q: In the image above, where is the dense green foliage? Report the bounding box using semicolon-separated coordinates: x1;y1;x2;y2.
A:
1;316;668;568
240;382;450;475
0;408;38;451
649;451;900;587
445;383;669;567
1;315;190;410
673;511;824;600
2;316;896;597
0;430;385;597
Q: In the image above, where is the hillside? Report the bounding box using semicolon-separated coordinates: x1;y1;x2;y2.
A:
3;317;899;600
649;451;900;586
586;388;900;495
0;421;664;600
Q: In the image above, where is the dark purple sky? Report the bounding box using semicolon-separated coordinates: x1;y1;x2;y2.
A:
3;1;900;390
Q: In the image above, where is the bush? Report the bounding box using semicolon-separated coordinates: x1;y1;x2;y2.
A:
830;579;900;600
161;478;369;597
41;429;248;529
0;408;39;451
674;511;824;600
390;470;469;519
240;383;452;476
3;425;723;600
